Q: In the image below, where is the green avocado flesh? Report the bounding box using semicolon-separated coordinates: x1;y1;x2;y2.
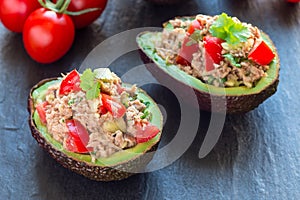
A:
137;31;279;96
31;79;163;167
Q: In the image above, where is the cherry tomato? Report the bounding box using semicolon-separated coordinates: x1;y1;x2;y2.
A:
101;93;126;118
248;40;275;65
36;101;48;124
286;0;300;2
23;8;75;64
176;36;199;66
187;19;202;35
135;123;160;143
203;36;224;71
0;0;41;32
65;119;91;153
59;69;81;95
53;0;108;29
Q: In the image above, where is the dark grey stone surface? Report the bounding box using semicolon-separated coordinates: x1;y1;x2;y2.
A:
0;0;299;199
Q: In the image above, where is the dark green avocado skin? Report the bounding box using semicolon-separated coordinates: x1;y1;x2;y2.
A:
28;78;160;181
138;33;279;114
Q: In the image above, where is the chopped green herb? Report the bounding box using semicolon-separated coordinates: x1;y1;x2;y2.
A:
186;30;202;46
86;82;100;100
141;110;152;120
80;69;101;100
209;13;251;45
221;77;227;83
223;54;242;68
144;101;150;108
68;98;75;106
165;23;174;30
141;111;149;119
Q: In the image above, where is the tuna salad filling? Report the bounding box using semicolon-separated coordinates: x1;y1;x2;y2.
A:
155;13;275;88
34;68;160;162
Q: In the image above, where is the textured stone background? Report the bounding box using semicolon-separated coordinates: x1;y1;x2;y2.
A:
0;0;299;199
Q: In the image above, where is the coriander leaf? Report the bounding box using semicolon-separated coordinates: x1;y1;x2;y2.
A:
186;30;202;47
86;82;100;100
165;23;174;30
223;54;242;68
209;13;251;45
80;69;95;91
80;69;101;100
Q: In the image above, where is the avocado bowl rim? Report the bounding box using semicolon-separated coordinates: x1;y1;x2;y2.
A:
136;30;280;97
28;77;163;181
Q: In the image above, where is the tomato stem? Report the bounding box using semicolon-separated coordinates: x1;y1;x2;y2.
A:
37;0;101;16
38;0;47;8
65;8;101;16
59;0;71;13
44;0;56;8
54;0;65;10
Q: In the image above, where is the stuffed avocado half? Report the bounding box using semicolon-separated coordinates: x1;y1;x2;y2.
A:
28;68;163;181
137;13;279;113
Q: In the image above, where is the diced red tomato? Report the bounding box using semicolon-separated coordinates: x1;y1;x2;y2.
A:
176;20;203;66
187;19;202;35
36;101;48;124
135;123;160;143
203;36;224;71
99;105;108;115
248;40;275;65
101;93;126;118
176;36;199;66
204;51;216;72
59;70;81;96
203;36;224;64
65;119;92;153
116;83;125;95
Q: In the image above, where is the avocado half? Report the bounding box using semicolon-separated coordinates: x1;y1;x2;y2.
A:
28;78;163;181
137;17;280;113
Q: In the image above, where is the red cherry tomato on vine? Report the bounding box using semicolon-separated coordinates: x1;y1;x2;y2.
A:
286;0;300;2
0;0;41;32
53;0;108;29
23;8;75;64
